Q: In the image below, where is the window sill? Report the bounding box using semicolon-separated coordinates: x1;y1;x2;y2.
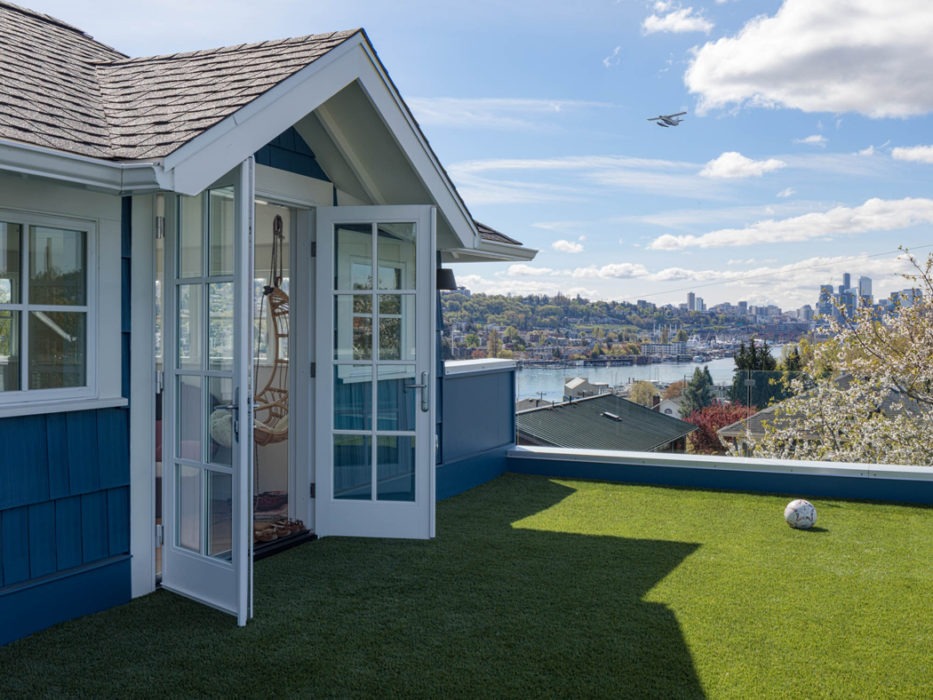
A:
0;396;128;420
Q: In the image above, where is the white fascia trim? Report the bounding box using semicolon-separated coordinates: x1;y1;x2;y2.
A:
0;139;162;192
162;34;367;196
443;241;539;263
444;359;517;376
508;445;933;482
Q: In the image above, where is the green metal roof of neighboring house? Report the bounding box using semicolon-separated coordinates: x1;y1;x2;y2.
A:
517;393;696;452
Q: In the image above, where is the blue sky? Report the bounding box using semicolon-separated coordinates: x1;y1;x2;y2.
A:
26;0;933;308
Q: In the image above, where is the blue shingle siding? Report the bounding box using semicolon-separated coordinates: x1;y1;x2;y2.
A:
0;408;130;590
254;127;330;181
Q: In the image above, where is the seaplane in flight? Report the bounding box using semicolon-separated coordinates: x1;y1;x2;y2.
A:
647;111;686;127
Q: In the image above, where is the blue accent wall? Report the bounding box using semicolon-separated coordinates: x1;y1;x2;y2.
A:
0;408;132;644
436;365;516;500
506;455;933;506
254;127;330;181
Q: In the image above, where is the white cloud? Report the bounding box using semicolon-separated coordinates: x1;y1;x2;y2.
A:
407;97;608;131
685;0;933;118
858;145;876;157
892;145;933;163
603;46;622;68
643;5;713;35
795;135;827;147
507;264;554;277
571;263;651;279
699;151;786;179
552;239;584;253
447;154;720;204
648;197;933;250
777;187;796;198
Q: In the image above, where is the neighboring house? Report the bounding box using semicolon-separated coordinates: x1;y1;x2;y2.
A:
564;376;610;400
658;396;685;418
0;2;535;644
517;394;696;453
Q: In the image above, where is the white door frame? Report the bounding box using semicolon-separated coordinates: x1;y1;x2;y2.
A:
313;205;436;539
160;159;255;625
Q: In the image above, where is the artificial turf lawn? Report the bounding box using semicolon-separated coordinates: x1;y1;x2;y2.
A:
1;473;930;698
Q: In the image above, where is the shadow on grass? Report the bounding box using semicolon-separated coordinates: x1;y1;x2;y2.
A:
0;474;704;698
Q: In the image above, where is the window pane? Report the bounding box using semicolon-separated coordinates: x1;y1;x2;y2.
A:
0;310;19;391
177;375;203;461
0;222;21;304
27;311;86;389
208;377;234;467
377;435;415;502
29;227;86;305
377;223;415;289
378;364;416;430
334;224;372;290
208;282;233;371
207;470;233;560
208;188;235;276
178;195;203;279
176;464;201;552
334;365;372;431
178;284;202;369
334;434;371;500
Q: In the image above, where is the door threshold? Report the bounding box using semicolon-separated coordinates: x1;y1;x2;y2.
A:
254;530;317;560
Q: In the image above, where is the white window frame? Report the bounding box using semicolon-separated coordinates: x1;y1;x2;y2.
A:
0;208;117;415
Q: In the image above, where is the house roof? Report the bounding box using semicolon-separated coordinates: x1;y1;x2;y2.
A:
517;393;696;452
0;2;356;161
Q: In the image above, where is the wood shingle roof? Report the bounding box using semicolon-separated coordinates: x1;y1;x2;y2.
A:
0;1;357;160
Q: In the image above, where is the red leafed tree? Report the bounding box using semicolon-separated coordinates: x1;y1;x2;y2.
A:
685;403;756;454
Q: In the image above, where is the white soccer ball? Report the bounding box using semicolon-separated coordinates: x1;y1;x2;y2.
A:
784;499;817;529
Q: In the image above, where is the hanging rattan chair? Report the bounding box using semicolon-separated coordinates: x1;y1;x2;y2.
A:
254;215;289;447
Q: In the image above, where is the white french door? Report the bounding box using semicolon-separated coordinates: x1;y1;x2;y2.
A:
314;206;436;539
161;161;254;624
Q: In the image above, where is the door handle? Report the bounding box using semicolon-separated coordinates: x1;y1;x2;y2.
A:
405;371;430;412
214;387;240;441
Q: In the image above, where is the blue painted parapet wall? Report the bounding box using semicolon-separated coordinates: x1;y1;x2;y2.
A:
507;447;933;505
0;408;131;645
436;360;516;500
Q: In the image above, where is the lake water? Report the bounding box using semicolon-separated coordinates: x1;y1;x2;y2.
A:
516;356;739;402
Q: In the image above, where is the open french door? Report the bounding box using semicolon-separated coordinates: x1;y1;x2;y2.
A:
314;206;436;539
161;161;255;624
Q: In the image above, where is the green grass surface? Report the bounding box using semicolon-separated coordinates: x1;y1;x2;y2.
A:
1;474;931;698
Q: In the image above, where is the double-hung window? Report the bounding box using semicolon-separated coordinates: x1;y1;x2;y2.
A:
0;214;93;399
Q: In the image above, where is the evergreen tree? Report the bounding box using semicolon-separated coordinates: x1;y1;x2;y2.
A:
730;339;784;408
681;366;714;417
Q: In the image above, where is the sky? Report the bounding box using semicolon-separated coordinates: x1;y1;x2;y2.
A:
22;0;933;309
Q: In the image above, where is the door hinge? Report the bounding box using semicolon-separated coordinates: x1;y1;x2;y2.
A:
155;523;164;547
310;362;316;378
311;241;317;258
309;483;316;498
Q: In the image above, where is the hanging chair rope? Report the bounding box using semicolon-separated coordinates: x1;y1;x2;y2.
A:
254;214;289;446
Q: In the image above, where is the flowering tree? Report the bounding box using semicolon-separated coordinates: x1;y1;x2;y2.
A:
749;251;933;465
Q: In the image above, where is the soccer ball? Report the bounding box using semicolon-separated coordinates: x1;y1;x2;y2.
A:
784;499;817;529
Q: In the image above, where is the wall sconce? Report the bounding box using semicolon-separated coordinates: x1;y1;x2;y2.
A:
436;268;457;291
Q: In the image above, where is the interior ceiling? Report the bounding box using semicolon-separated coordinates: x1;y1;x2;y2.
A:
293;82;465;252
